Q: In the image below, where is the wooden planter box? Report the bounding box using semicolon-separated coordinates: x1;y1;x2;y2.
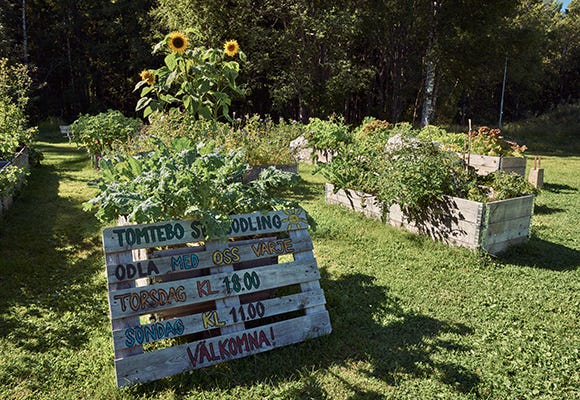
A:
462;154;526;176
243;163;298;182
325;183;534;255
325;184;385;220
0;146;29;219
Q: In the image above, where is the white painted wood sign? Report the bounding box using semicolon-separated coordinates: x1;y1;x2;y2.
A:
102;208;332;387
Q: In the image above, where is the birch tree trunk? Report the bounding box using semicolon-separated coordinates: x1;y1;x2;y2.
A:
420;0;440;127
421;50;436;127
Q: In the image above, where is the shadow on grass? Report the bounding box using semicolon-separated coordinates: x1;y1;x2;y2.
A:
133;272;479;397
0;139;105;353
496;236;579;271
533;204;565;215
542;182;578;194
288;176;326;202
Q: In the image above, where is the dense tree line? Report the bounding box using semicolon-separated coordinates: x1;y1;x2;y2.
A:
0;0;578;126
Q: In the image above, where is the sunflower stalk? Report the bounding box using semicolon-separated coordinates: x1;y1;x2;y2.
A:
136;32;245;124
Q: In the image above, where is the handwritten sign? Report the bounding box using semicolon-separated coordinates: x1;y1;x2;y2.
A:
102;208;331;387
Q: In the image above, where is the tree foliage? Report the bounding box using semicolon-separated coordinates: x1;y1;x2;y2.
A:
0;0;576;125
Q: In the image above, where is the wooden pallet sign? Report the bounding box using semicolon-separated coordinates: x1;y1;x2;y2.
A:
101;208;332;387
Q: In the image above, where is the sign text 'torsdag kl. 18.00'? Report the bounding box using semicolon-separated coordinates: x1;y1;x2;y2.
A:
108;260;320;319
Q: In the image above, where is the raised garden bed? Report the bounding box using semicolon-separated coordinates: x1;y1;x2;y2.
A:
462;154;526;176
0;146;29;219
325;183;534;255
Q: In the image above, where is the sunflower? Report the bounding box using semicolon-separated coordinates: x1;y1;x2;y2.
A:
139;69;155;85
224;40;239;57
168;31;189;53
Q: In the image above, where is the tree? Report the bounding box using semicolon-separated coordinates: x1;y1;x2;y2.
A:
20;0;155;121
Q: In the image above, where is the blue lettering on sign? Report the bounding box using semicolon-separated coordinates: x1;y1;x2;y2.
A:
171;253;200;271
124;319;185;347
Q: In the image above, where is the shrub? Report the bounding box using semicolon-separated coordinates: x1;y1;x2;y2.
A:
417;124;527;157
304;115;351;159
223;115;302;165
71;110;143;157
0;165;29;196
0;58;37;159
352;117;391;144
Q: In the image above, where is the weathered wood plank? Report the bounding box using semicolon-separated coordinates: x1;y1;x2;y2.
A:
388;214;481;248
325;184;533;254
103;208;310;253
483;216;532;245
112;289;327;351
325;184;384;220
106;235;313;284
499;156;527;176
290;229;326;315
486;195;534;222
106;251;144;360
114;311;331;387
482;235;530;255
109;261;321;319
463;154;526;176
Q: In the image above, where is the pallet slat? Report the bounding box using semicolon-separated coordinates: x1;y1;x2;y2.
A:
103;209;310;253
108;261;321;319
112;289;327;351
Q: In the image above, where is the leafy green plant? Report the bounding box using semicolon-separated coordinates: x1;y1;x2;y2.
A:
469;126;527;157
70;110;142;158
352;117;392;144
373;135;473;221
0;59;37;159
84;137;300;238
417;125;527;157
0;165;29;196
318;128;537;224
222;115;303;165
304;115;352;160
135;31;245;122
477;171;539;201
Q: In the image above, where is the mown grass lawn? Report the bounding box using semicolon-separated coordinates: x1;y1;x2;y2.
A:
0;129;578;399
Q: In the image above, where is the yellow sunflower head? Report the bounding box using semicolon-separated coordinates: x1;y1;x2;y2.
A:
224;40;239;57
168;31;189;53
139;69;155;85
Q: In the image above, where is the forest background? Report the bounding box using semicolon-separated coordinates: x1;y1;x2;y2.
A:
0;0;578;127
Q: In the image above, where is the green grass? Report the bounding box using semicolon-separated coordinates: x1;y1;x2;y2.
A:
0;128;578;399
503;103;580;156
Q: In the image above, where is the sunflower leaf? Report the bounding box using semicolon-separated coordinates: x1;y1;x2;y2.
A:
165;53;177;70
136;97;152;111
